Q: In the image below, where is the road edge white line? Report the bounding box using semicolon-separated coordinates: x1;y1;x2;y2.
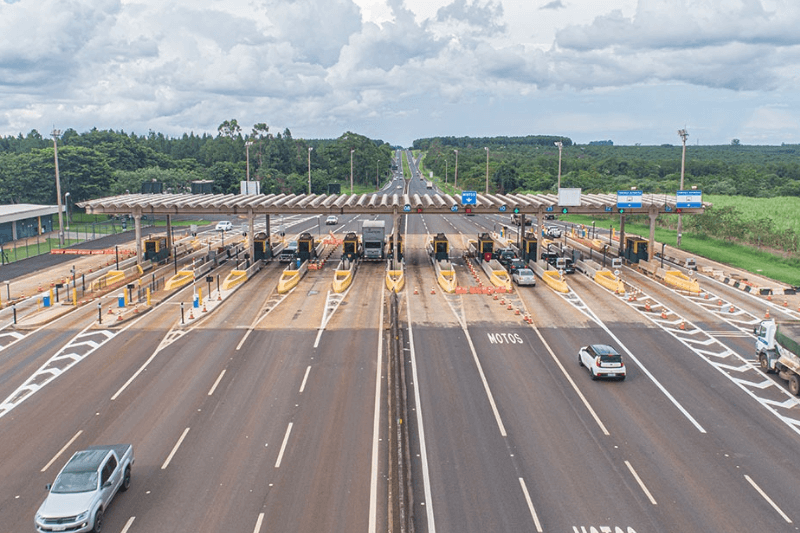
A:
368;288;386;533
41;430;83;472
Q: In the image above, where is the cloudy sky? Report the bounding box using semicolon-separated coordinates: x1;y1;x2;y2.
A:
1;0;797;146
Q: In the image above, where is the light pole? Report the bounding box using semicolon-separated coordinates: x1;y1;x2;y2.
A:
64;192;71;231
444;158;448;185
376;159;381;191
554;141;563;190
484;147;489;194
307;147;313;194
52;129;65;247
453;149;459;188
350;149;355;194
591;220;595;239
245;141;253;181
677;129;689;247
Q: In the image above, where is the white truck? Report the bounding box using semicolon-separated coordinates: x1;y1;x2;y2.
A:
362;220;386;260
755;319;800;395
35;444;134;533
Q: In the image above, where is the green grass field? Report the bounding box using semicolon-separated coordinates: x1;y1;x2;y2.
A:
704;195;800;234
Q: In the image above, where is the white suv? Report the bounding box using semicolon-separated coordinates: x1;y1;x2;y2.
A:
215;220;233;231
578;344;626;380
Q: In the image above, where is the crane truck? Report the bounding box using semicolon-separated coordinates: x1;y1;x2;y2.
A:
755;319;800;396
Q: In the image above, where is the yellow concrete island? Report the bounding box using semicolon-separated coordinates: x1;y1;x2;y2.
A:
542;270;569;293
434;260;457;293
594;270;625;294
165;270;194;291
386;263;404;293
332;258;357;293
222;270;247;291
277;261;307;294
663;270;701;293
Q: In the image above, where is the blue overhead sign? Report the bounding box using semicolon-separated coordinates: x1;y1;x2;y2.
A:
403;204;411;212
461;191;477;205
677;190;702;208
450;205;459;212
617;190;642;208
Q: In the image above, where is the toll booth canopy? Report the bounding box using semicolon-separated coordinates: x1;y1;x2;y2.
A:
477;233;494;261
297;232;317;262
624;237;648;264
144;236;169;263
388;234;403;261
432;233;448;261
520;233;538;263
343;232;359;260
253;231;271;260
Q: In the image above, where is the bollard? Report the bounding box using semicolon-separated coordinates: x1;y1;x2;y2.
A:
98;302;102;324
118;293;125;308
181;302;185;324
765;309;770;319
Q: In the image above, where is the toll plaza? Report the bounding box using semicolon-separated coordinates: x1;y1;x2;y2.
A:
624;237;649;264
431;233;449;261
342;232;360;261
297;232;317;263
253;232;271;261
144;236;169;263
477;233;494;262
520;232;538;263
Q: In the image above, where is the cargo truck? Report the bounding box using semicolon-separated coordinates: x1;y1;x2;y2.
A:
362;220;386;260
755;319;800;395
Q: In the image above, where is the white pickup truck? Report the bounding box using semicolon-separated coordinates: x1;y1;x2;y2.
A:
35;444;134;533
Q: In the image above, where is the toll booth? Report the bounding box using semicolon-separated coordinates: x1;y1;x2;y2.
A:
144;236;169;263
520;233;538;263
477;233;494;262
388;234;403;261
624;237;648;264
432;233;449;261
253;232;271;260
297;232;317;263
342;232;360;261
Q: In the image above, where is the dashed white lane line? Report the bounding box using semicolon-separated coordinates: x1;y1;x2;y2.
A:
120;517;136;533
625;460;657;505
253;513;265;533
161;427;190;470
745;474;792;523
41;430;83;472
275;423;293;468
208;369;226;396
518;477;544;532
299;365;311;393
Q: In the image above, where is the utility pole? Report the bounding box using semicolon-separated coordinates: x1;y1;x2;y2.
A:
677;129;689;247
484;147;489;194
554;141;563;190
52;129;65;247
245;141;253;181
307;147;313;194
453;149;459;188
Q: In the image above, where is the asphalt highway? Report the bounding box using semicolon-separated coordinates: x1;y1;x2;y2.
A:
1;153;799;532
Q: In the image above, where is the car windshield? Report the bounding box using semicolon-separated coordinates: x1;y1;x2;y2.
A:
52;471;98;493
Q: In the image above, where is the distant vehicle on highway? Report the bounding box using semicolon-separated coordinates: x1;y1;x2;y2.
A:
578;344;626;380
508;258;526;274
215;220;233;232
35;444;134;533
545;225;562;238
512;268;536;286
325;215;339;225
279;240;298;262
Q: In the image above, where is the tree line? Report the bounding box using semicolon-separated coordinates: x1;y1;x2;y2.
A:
0;122;395;206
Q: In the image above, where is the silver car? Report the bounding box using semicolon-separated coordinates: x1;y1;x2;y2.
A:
512;268;536;286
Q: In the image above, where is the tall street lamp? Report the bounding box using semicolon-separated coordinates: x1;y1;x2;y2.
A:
307;147;313;194
677;129;689;247
484;147;489;194
245;141;253;181
444;158;448;185
453;149;459;188
52;129;65;247
376;160;381;191
350;149;355;194
554;141;563;190
64;192;71;231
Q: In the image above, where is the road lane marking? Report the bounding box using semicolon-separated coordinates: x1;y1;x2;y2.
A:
518;478;544;532
41;430;83;472
120;517;135;533
299;365;311;393
111;330;184;401
208;369;226;396
368;288;385;533
236;329;253;350
463;325;507;436
161;427;190;469
624;460;657;505
406;279;437;533
275;423;293;468
745;474;792;523
253;513;265;533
